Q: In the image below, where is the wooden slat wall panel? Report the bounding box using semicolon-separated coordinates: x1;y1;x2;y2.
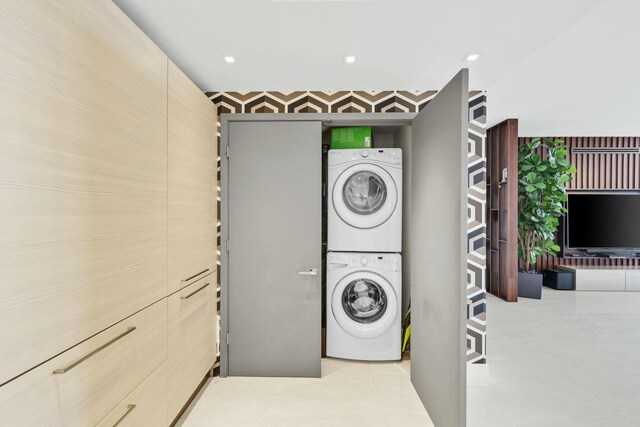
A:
519;136;640;271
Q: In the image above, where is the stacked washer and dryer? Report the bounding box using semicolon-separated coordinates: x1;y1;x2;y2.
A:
327;147;403;361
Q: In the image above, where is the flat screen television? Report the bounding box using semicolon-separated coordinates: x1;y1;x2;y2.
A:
566;193;640;253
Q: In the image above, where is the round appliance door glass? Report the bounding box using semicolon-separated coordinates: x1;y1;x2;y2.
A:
331;271;398;339
342;171;387;215
342;279;387;324
332;163;398;230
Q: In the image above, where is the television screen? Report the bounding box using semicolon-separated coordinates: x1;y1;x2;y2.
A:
567;193;640;249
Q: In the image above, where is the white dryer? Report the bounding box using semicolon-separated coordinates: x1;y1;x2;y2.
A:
326;252;401;361
328;148;402;253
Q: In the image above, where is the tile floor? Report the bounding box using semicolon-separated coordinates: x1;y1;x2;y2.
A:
179;288;640;426
468;288;640;427
177;358;433;427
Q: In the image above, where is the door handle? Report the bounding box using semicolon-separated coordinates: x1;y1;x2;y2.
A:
299;268;318;276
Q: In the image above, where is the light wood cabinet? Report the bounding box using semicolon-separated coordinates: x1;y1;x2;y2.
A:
167;274;217;422
2;1;218;424
97;362;168;427
626;270;640;291
559;266;631;291
168;61;218;295
0;299;167;426
0;0;168;384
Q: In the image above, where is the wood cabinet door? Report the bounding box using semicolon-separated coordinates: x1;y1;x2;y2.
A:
167;275;216;422
0;0;168;385
168;61;218;295
0;300;167;426
96;362;168;427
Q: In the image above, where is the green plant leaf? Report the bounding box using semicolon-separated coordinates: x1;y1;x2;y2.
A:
518;137;573;266
402;325;411;352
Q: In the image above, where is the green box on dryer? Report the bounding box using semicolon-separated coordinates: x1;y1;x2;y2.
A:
330;127;372;149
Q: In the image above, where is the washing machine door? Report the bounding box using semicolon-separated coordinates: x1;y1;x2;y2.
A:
332;163;398;229
331;271;398;339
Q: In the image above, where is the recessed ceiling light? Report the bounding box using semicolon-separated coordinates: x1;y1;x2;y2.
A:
223;55;236;63
344;55;356;64
465;53;480;62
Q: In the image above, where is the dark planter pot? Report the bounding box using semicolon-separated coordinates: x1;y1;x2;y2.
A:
542;269;575;290
518;272;543;299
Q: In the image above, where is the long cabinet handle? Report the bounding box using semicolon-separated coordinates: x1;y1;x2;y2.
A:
181;268;210;283
113;404;136;427
52;326;136;374
182;282;210;300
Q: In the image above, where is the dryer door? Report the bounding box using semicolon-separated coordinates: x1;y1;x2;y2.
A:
332;164;398;229
331;271;398;339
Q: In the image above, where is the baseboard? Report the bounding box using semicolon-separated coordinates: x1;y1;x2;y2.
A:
171;372;211;426
467;363;490;384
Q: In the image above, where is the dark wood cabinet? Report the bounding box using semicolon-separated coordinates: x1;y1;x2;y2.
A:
486;119;519;302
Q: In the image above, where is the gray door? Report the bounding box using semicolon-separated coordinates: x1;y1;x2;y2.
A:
225;121;321;377
410;70;469;426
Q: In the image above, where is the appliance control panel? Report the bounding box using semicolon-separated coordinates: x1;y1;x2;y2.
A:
329;148;402;166
327;253;401;272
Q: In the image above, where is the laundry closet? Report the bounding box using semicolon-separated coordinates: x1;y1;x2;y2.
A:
321;124;413;318
321;124;410;363
221;70;470;426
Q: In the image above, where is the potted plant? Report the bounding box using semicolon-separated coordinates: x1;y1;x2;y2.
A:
518;137;576;299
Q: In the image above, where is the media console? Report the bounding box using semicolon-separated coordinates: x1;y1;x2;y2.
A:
558;266;640;292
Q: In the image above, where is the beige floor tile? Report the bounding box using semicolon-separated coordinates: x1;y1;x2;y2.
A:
468;289;640;427
178;359;433;426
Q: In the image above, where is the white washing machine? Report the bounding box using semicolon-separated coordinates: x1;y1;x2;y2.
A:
328;148;402;253
326;252;401;361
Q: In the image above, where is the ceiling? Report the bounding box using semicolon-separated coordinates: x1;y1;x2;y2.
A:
113;0;639;135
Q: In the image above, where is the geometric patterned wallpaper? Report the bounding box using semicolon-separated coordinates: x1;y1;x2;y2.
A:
206;90;487;365
467;92;487;364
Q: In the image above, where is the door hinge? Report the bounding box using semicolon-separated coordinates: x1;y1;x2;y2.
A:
225;145;230;158
225;239;229;252
226;332;229;346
